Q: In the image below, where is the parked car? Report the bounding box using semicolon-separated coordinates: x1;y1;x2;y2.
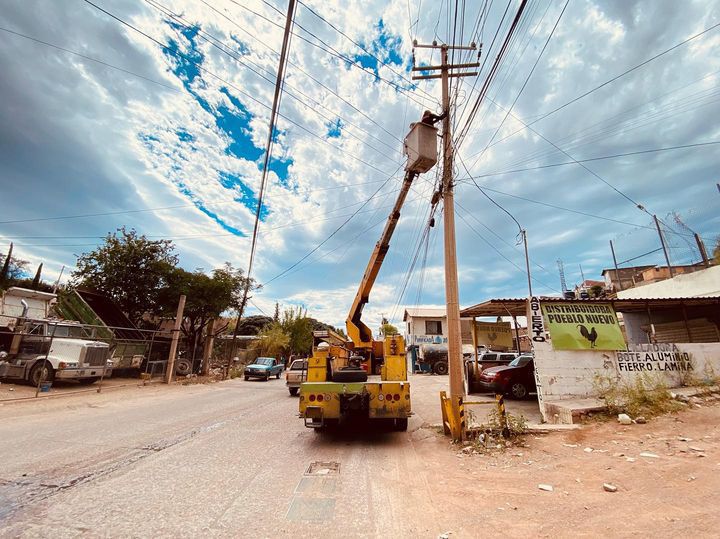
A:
477;355;536;399
464;351;520;394
285;358;307;396
244;357;284;381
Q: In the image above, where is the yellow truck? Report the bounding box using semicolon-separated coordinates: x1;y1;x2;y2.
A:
299;117;439;432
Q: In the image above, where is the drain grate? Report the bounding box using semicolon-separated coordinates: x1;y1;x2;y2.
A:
304;461;340;476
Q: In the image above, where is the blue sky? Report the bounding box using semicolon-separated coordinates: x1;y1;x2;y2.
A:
1;0;719;328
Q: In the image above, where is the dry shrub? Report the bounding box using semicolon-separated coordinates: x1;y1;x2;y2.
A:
593;373;683;418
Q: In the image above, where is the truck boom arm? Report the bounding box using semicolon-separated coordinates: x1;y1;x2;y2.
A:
346;170;418;348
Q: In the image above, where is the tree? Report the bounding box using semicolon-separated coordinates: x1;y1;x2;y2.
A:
380;322;399;336
71;227;178;324
713;235;720;265
158;263;249;355
252;321;290;358
231;315;273;335
273;302;280;322
281;306;313;356
0;243;29;287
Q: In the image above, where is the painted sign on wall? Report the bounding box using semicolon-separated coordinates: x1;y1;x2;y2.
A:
542;302;626;351
411;335;448;345
474;321;513;349
617;343;694;373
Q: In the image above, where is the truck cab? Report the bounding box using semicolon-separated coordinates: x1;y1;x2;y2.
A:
0;319;110;385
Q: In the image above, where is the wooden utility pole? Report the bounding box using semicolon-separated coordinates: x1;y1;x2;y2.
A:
413;42;478;441
654;214;674;277
165;294;186;383
609;240;622;291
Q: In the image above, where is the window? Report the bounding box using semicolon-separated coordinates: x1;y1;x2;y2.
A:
500;354;516;361
425;320;442;335
481;353;497;361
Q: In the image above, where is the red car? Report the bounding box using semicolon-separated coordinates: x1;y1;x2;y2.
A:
478;355;536;399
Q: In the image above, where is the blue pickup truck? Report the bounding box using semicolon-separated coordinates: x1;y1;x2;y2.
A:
244;357;284;381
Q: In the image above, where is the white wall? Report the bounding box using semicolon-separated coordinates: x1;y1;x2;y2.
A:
617;265;720;298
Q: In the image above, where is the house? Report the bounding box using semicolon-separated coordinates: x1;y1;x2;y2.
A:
574;279;606;298
602;262;709;293
402;307;474;346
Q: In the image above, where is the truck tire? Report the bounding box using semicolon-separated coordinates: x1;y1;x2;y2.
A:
331;367;368;383
175;358;192;377
264;373;270;381
433;361;449;375
276;372;280;379
29;361;54;386
289;387;298;396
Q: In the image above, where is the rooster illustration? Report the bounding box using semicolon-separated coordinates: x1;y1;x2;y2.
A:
577;325;598;348
487;332;497;343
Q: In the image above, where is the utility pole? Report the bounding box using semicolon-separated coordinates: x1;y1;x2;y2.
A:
413;41;479;441
654;214;674;277
609;240;622;291
166;294;186;384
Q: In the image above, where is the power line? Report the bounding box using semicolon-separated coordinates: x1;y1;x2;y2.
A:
458;0;569;152
459;140;720;180
148;0;402;161
466;19;720;159
262;166;403;286
296;0;438;103
232;0;437;108
80;0;395;178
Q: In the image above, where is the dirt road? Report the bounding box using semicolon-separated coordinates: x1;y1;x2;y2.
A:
0;375;717;538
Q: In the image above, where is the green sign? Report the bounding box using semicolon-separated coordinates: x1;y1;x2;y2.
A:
541;302;626;351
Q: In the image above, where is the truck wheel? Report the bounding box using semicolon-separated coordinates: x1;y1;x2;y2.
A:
289;387;298;396
394;418;408;431
264;373;270;381
29;361;54;386
276;372;280;379
244;375;250;381
433;361;449;375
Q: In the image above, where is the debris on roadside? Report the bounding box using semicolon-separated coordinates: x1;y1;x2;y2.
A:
538;484;554;492
639;452;659;459
618;414;632;425
603;483;618;493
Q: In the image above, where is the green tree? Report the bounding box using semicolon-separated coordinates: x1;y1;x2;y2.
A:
0;243;29;289
71;227;178;324
230;315;273;335
380;322;399;336
281;306;313;355
159;263;249;354
252;321;290;358
273;302;280;322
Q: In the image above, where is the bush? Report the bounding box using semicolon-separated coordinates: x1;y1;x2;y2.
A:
593;373;683;418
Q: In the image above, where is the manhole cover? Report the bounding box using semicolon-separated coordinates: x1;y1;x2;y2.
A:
305;461;340;476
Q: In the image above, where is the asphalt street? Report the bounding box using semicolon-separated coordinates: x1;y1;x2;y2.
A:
0;374;522;538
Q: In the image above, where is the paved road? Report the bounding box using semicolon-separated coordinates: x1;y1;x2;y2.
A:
0;375;493;538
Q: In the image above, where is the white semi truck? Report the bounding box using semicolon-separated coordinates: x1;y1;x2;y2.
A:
0;299;111;385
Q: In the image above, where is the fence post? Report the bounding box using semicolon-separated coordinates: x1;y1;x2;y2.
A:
165;295;186;384
201;318;215;376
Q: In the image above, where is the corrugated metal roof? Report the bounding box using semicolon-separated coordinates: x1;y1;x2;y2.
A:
460;296;720;317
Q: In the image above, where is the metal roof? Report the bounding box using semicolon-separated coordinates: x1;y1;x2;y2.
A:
403;307;447;320
460;296;720;318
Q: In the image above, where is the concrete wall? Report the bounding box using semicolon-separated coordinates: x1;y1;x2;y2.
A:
617;265;720;298
534;340;720;421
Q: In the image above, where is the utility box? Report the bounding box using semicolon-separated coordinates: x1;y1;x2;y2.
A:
403;122;438;173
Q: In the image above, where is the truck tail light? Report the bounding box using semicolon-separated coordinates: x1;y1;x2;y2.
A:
386;393;392;401
316;394;324;402
393;394;400;401
309;394;316;402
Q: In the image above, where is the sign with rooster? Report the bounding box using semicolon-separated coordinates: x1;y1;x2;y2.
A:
474;321;513;349
541;302;626;351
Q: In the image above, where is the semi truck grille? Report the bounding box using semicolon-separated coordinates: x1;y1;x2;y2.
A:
85;346;108;366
